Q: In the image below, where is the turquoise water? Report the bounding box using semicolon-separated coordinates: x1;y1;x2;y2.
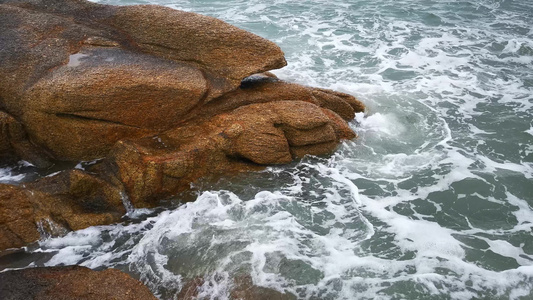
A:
2;0;533;299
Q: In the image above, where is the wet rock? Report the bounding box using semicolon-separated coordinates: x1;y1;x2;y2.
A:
231;275;297;300
0;111;52;168
0;170;125;251
0;112;20;162
0;184;40;251
178;277;206;300
24;169;126;231
110;100;355;207
0;265;157;300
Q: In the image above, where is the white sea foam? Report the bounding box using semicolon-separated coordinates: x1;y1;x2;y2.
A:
356;113;405;136
526;126;533;137
0;167;25;183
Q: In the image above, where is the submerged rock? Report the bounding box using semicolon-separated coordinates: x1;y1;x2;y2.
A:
0;0;365;249
178;275;297;300
0;265;157;300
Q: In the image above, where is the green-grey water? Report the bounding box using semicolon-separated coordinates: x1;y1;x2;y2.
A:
1;0;532;299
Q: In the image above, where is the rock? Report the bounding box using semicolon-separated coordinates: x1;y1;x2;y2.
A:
230;275;297;300
177;277;206;300
24;170;126;231
185;78;365;124
0;185;40;251
23;49;204;160
0;170;125;251
0;111;52;168
0;265;157;300
0;112;19;162
0;0;361;164
111;5;287;88
0;0;286;161
0;112;15;154
109;100;355;207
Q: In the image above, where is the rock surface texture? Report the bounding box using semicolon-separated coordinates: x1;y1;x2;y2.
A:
0;0;364;249
0;266;157;300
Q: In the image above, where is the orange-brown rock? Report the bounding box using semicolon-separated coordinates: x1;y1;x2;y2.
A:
109;100;356;207
0;111;52;167
0;0;286;161
0;112;20;162
185;76;365;124
0;265;157;300
230;275;297;300
110;5;286;89
0;170;125;251
24;170;126;231
0;0;362;164
23;50;204;160
0;184;40;251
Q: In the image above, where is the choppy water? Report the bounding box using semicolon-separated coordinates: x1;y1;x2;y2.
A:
2;0;533;299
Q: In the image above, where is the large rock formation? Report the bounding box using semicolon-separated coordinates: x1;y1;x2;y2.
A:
0;0;365;250
0;266;157;300
0;0;288;161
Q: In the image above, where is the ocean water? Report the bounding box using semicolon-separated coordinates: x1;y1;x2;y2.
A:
2;0;533;299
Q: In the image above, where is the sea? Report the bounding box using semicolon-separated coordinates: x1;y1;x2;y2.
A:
1;0;532;299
